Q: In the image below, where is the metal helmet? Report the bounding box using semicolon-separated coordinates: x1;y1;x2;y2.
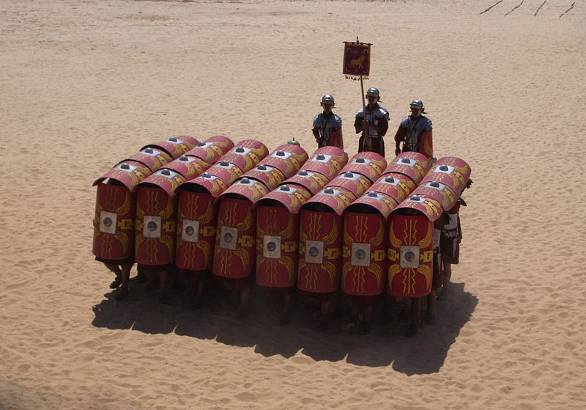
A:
321;95;335;106
366;87;380;100
410;99;424;110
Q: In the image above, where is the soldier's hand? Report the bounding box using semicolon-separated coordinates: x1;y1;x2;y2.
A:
362;120;368;130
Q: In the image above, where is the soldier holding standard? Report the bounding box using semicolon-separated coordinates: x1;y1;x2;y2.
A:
354;87;390;156
394;99;433;158
312;95;344;149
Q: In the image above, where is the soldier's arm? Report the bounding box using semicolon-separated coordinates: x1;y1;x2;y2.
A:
354;114;363;134
394;124;407;155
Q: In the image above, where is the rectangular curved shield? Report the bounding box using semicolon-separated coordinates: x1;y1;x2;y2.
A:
297;209;342;294
342;210;387;296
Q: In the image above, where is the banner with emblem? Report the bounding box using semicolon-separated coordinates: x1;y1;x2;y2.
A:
343;40;372;80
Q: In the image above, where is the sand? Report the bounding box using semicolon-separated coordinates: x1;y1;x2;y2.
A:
1;0;585;409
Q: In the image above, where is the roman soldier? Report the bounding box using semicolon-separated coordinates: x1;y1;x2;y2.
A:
394;99;433;158
312;95;344;149
354;87;390;156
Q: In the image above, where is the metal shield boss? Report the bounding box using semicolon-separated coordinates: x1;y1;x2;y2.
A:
342;210;387;296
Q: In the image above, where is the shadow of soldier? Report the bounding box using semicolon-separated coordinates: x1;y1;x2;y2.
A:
91;280;477;375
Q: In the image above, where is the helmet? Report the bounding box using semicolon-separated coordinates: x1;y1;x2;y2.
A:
321;95;335;106
366;87;380;100
410;99;424;110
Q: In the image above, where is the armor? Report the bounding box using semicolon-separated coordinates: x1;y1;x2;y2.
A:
256;184;313;288
93;160;152;262
387;195;443;298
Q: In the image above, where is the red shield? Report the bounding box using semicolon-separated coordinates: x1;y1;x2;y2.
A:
387;196;442;298
412;181;458;212
284;170;330;195
142;136;199;159
212;178;269;279
125;147;173;172
135;186;177;266
383;152;433;184
326;172;372;199
342;209;388;296
387;213;434;298
259;144;309;178
93;161;152;262
297;209;343;294
205;161;244;187
162;155;210;180
220;139;269;173
340;152;387;183
242;165;285;191
185;135;234;164
300;146;348;180
303;186;356;216
256;185;313;288
175;190;217;272
93;183;136;262
212;196;257;279
369;173;417;205
421;156;471;196
343;41;371;77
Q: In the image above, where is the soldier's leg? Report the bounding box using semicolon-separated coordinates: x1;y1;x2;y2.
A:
425;290;437;324
235;285;251;319
407;297;421;337
158;268;171;303
280;290;293;325
114;263;131;300
317;297;334;330
103;262;122;289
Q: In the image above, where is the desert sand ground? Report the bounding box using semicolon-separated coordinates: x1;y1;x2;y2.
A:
1;0;585;409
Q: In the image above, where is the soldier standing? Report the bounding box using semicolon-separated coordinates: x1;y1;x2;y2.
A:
312;95;343;149
394;99;433;158
354;87;390;156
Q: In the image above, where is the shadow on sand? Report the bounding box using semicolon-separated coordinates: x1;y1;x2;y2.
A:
92;279;478;375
